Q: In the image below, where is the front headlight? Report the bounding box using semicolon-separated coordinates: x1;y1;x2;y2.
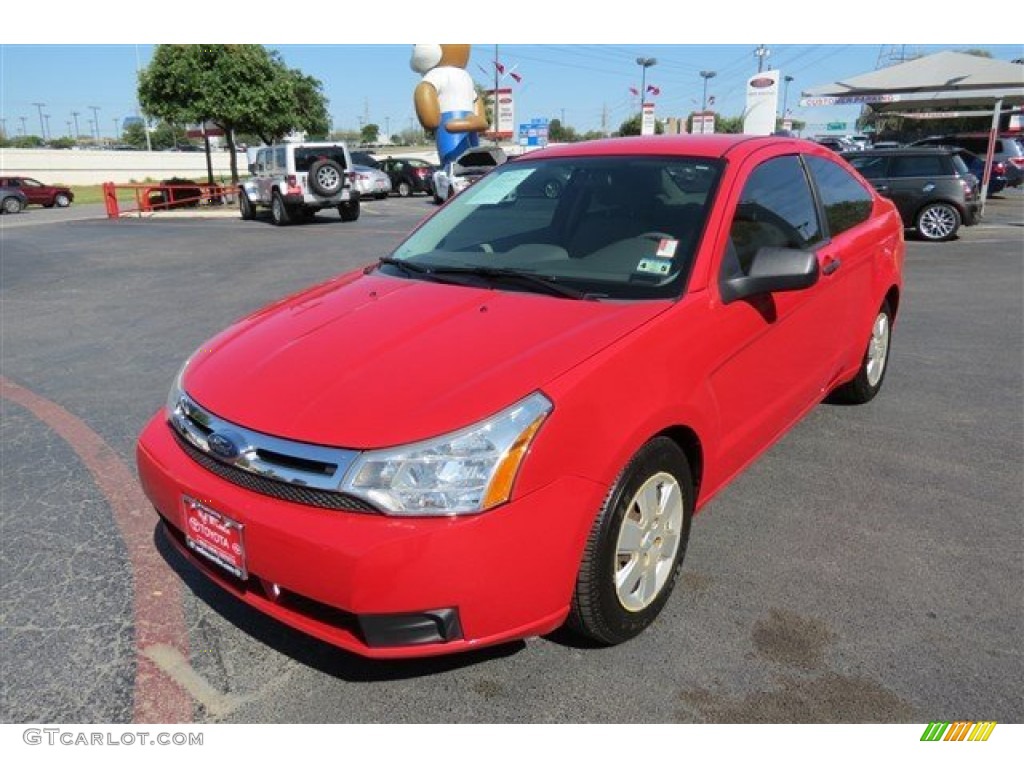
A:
340;393;552;516
165;356;190;420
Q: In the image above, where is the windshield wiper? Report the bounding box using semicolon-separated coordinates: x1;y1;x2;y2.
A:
376;257;473;287
427;265;594;300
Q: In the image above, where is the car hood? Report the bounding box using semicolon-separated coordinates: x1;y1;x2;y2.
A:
183;271;668;448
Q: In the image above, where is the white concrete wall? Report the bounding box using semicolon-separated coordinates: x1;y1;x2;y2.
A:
0;148;244;185
0;143;528;186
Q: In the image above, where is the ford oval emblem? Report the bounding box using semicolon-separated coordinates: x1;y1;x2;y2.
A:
750;77;775;89
207;432;241;460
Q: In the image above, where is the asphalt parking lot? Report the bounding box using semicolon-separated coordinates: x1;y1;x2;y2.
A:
1;190;1021;724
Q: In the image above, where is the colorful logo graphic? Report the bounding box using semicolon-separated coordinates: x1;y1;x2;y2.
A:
920;721;997;742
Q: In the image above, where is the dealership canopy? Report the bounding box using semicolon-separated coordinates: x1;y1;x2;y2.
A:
800;51;1024;112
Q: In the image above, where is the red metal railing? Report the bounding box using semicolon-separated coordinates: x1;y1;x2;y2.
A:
102;182;236;218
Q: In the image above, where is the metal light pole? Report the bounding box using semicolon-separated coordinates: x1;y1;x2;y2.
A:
72;111;81;140
636;57;657;117
44;115;52;142
700;71;717;112
781;75;794;124
113;118;120;143
755;45;771;73
33;102;46;139
19;116;28;135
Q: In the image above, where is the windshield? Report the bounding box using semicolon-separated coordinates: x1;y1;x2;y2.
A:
385;155;724;300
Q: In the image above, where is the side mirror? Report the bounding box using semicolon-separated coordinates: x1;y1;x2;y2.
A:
720;246;819;304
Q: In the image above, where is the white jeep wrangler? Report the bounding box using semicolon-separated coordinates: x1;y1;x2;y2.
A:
240;142;360;225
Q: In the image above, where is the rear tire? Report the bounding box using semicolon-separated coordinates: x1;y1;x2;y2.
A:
308;159;344;197
2;196;24;214
270;192;291;226
829;300;893;405
915;202;960;241
567;437;694;646
339;199;360;222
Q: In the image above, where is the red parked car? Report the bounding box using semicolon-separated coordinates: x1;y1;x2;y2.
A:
137;135;904;658
0;176;74;208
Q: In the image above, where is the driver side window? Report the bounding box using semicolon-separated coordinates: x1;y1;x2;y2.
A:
725;155;822;277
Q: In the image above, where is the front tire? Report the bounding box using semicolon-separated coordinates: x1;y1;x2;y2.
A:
54;193;72;208
270;192;291;226
916;202;960;241
239;192;255;221
568;437;694;645
829;300;893;405
397;180;412;198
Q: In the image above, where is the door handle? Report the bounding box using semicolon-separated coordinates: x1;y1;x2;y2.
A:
822;256;842;276
875;185;889;193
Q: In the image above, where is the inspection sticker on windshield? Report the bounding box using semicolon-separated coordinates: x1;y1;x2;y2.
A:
636;257;674;276
467;169;536;205
655;238;679;258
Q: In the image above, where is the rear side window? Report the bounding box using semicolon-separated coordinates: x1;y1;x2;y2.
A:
847;155;888;180
805;156;873;237
727;155;822;275
889;155;946;178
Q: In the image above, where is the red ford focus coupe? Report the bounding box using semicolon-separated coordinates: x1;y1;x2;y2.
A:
137;135;904;658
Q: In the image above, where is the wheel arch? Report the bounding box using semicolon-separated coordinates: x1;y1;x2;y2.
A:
654;425;704;504
885;285;901;319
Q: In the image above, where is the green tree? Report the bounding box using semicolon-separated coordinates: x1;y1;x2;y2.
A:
138;44;329;183
360;123;380;145
8;134;44;148
548;118;580;143
122;121;148;149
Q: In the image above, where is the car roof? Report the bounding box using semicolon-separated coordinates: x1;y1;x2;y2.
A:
843;147;955;156
517;134;821;162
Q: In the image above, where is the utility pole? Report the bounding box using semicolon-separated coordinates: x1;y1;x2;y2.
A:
113;118;120;143
19;116;28;136
755;45;770;73
72;111;81;140
44;115;52;142
493;43;500;143
560;108;566;125
33;102;46;139
89;106;101;142
601;103;608;136
385;116;390;142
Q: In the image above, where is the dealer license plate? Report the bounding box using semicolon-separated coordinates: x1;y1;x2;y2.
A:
182;496;247;579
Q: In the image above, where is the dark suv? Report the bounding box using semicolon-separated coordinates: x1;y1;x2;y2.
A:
842;148;980;241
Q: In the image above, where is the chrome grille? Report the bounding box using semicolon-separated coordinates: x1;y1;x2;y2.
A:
168;392;376;512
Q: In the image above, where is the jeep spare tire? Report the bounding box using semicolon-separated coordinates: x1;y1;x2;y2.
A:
309;159;345;196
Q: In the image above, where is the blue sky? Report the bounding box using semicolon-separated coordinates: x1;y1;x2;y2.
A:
2;8;1021;139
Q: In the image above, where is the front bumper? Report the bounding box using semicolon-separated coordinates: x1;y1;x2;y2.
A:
136;413;603;658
